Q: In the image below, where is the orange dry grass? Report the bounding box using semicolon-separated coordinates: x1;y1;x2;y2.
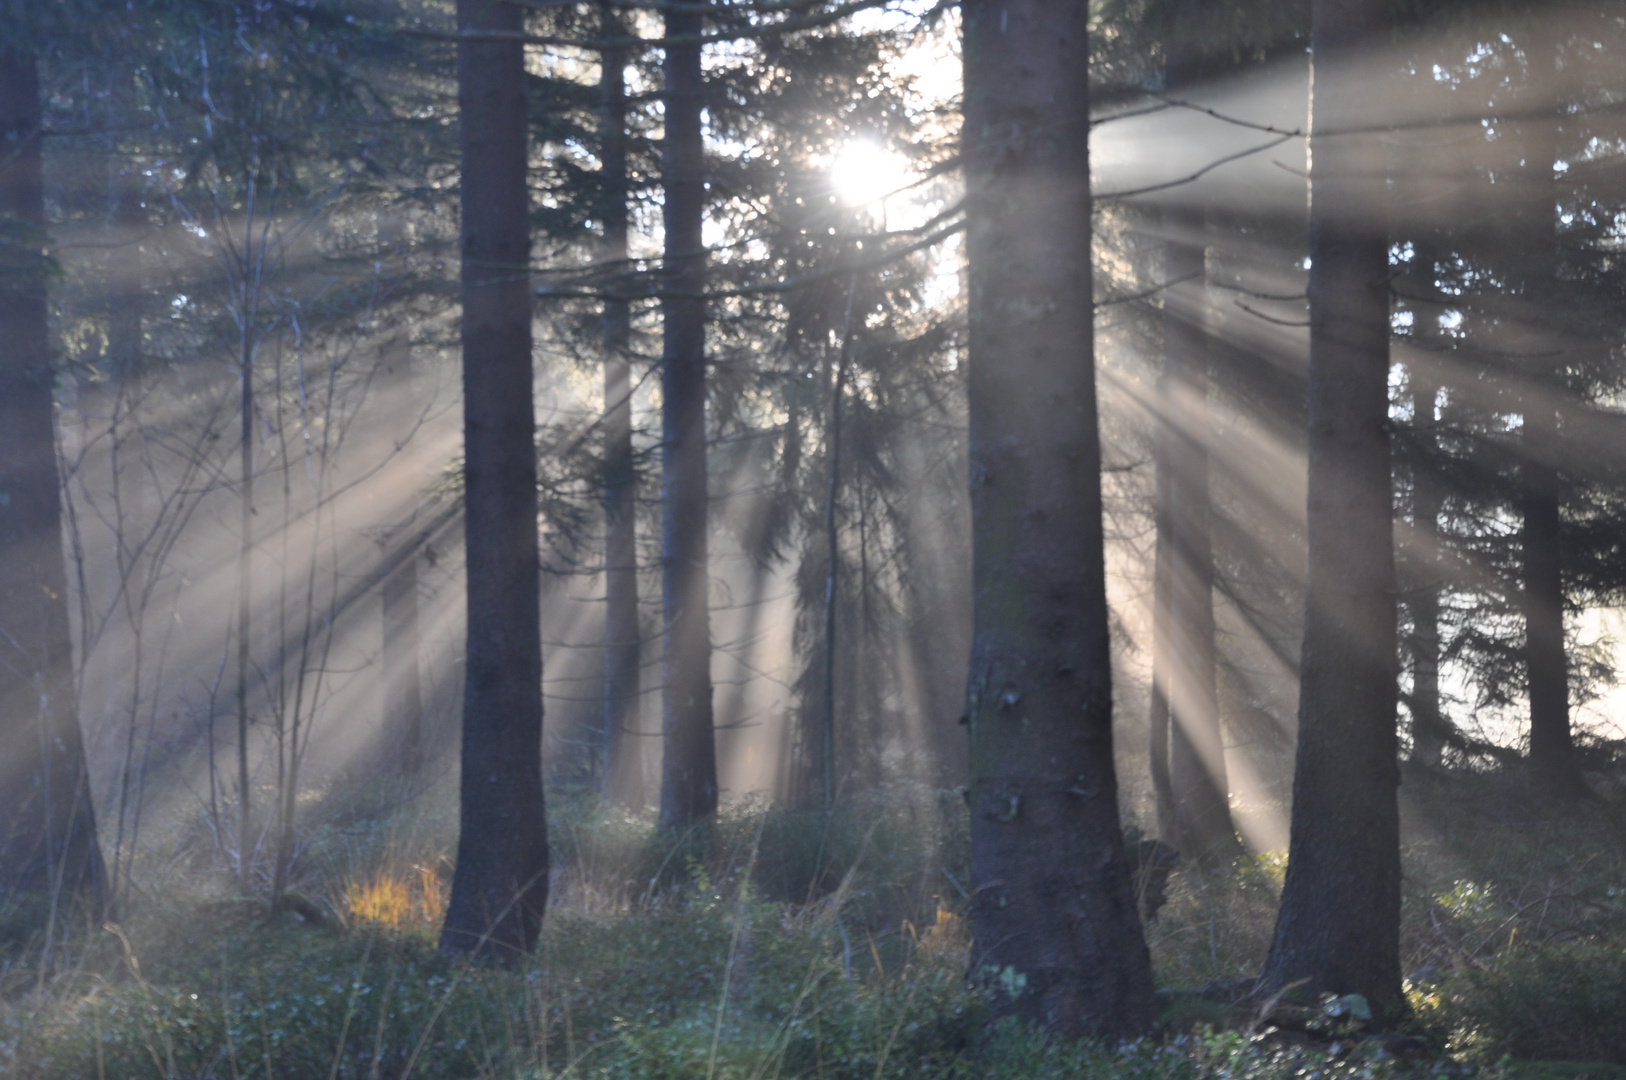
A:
342;863;447;929
911;902;968;961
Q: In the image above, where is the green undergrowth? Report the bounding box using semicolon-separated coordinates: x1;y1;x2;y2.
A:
4;774;1626;1077
1394;773;1626;1066
544;789;968;918
0;896;980;1079
0;921;1445;1080
1411;939;1626;1065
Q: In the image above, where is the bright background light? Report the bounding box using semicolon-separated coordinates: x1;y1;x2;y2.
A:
831;140;911;209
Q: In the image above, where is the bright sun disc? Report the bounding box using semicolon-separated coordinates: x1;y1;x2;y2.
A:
831;140;910;209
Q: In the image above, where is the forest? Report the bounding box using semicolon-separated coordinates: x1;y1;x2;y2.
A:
4;0;1626;1076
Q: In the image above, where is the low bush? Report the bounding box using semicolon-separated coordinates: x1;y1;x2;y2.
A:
1415;939;1626;1065
546;787;964;924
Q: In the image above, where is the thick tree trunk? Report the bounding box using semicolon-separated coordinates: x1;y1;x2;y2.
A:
439;0;549;961
961;0;1157;1042
657;0;718;830
598;2;642;809
0;46;109;921
1262;0;1402;1021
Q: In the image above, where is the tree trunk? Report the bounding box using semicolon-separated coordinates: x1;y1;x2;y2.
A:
439;0;549;961
1153;144;1240;863
235;197;255;894
657;0;718;830
819;278;857;809
1156;223;1238;865
1261;0;1402;1021
1408;355;1446;767
599;1;642;809
961;0;1157;1042
1522;406;1569;785
1515;27;1575;792
1403;236;1448;768
0;45;109;921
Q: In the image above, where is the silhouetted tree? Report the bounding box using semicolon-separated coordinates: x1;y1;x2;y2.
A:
0;34;108;924
439;0;549;961
1513;24;1579;792
1385;12;1626;782
1262;0;1402;1021
598;0;642;809
1400;240;1449;767
657;0;719;830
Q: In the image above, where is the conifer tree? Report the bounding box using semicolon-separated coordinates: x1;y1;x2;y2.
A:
657;0;719;830
1148;0;1243;866
0;26;108;923
1262;0;1402;1020
439;0;549;960
962;0;1156;1041
597;0;643;809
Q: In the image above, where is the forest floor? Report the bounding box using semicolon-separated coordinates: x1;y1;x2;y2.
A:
3;768;1626;1079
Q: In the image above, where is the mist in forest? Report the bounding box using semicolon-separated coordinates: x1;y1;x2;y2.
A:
8;0;1626;914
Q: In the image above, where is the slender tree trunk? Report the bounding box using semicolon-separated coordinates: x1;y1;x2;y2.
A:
382;527;424;776
235;247;254;893
657;0;718;830
1148;651;1176;841
1262;0;1402;1021
961;0;1156;1041
819;277;857;810
439;0;549;961
1156;214;1240;865
1407;352;1445;767
0;45;109;921
776;394;804;808
599;1;642;808
1149;0;1239;872
1404;239;1447;767
1522;406;1570;784
1515;27;1575;792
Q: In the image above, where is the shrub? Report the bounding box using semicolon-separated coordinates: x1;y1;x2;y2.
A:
1416;939;1626;1064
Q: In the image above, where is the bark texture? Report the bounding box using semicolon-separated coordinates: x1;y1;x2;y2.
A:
0;45;109;919
439;0;549;961
598;1;642;808
657;0;718;830
962;0;1157;1042
1262;0;1402;1021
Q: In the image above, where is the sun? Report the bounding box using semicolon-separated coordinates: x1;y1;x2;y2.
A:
830;140;911;211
